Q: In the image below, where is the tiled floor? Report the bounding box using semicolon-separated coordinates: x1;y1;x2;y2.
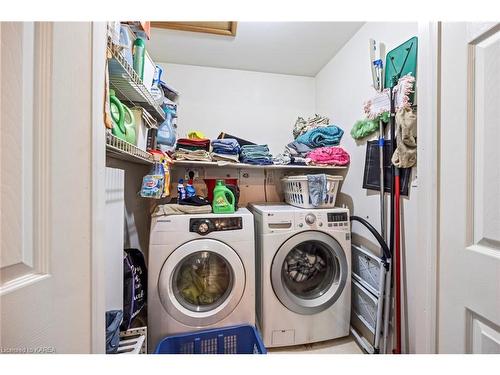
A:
267;335;364;354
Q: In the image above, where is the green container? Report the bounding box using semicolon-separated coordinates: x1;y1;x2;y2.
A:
110;89;126;139
110;89;136;144
133;38;146;80
212;180;235;214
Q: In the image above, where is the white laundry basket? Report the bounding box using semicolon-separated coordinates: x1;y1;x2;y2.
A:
281;175;342;209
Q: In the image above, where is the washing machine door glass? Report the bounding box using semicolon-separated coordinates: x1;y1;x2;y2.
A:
158;238;245;327
272;231;348;315
173;251;233;312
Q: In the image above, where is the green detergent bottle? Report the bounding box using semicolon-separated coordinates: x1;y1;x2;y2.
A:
212;180;236;214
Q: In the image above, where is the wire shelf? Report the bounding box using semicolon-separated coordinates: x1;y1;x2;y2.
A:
172;159;347;170
107;41;165;123
106;132;154;165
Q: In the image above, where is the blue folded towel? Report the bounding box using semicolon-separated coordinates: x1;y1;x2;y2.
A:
211;138;241;155
239;144;273;165
296;125;344;148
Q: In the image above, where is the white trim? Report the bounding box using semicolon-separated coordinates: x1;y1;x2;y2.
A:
91;21;107;354
414;21;440;354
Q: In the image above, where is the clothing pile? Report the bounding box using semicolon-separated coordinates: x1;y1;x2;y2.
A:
274;115;349;165
210;138;241;163
307;146;350;166
177;254;230;306
174;138;212;161
295;125;344;148
285;141;313;165
239;144;273;165
284;248;326;283
275;114;350;166
293;114;330;139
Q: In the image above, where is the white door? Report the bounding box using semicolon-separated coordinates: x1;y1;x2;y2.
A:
439;22;500;353
0;22;104;353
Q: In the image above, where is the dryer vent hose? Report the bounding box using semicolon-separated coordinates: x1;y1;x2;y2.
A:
350;216;391;261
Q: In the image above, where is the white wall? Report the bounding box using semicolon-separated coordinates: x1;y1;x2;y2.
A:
314;22;419;353
158;63;315;155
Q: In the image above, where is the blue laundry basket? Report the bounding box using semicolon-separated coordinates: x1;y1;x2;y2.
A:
154;324;267;354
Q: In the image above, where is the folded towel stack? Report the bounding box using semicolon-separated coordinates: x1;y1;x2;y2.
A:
174;138;212;161
295;125;344;148
239;144;273;165
176;138;210;151
306;146;350;166
174;148;212;162
211;138;241;163
286;141;313;158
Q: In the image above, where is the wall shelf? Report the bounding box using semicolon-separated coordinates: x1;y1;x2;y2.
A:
106;132;154;165
107;41;165;124
172;159;348;170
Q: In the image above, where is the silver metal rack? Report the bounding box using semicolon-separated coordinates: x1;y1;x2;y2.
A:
118;326;147;354
106;132;154;165
107;41;165;123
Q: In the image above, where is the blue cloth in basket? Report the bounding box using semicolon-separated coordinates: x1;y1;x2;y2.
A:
307;174;327;207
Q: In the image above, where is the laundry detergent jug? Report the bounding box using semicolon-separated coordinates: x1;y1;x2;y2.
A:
122;104;137;145
156;105;177;153
110;89;126;139
110;89;137;144
212;180;235;214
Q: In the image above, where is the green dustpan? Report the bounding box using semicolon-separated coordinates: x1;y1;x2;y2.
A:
385;36;418;89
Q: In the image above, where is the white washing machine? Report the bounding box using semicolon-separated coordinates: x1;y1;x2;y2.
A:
250;203;351;348
148;208;255;351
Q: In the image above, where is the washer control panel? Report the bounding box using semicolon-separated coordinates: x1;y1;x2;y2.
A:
295;210;349;230
190;217;242;235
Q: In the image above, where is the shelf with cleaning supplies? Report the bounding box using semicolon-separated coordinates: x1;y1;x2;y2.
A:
106;132;155;165
107;40;166;124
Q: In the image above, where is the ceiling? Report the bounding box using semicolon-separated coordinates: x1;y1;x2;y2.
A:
148;22;364;77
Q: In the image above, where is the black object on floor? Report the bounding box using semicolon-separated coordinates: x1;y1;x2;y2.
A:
363;140;411;196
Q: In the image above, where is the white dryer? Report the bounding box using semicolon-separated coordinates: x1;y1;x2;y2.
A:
250;203;351;348
148;208;255;351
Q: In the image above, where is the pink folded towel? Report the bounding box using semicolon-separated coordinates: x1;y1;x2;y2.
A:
306;146;350;166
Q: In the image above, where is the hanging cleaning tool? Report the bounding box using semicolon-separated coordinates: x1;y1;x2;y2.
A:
133;37;146;80
369;38;387;240
212;180;236;214
384;37;418;355
369;38;388;355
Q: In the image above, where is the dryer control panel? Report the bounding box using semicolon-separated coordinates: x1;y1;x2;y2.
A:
190;217;243;235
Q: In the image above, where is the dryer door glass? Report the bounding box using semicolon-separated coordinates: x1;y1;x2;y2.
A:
282;240;338;300
173;251;233;313
271;231;348;315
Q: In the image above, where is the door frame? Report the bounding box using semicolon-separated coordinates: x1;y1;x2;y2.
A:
91;21;107;354
413;21;441;354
